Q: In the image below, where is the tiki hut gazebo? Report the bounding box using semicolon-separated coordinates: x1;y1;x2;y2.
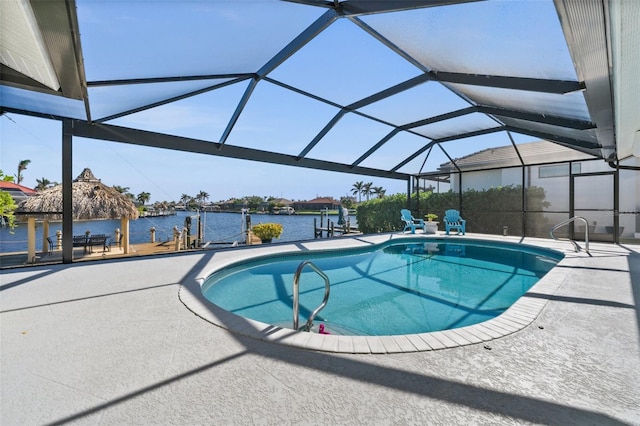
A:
18;168;139;261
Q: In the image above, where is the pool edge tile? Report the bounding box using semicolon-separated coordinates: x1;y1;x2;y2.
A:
470;324;503;339
419;333;446;350
366;336;388;354
351;336;373;354
274;329;309;348
302;334;326;352
337;335;355;353
379;336;404;353
405;334;433;351
319;335;340;353
392;335;419;352
450;328;483;344
502;310;536;324
429;331;459;348
488;317;524;333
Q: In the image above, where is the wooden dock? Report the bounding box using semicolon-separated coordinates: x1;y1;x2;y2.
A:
0;242;183;269
314;218;360;239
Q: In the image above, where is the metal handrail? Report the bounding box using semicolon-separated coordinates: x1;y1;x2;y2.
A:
550;216;590;253
293;260;330;332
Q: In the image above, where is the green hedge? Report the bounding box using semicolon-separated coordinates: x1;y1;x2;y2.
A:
356;193;407;234
356;185;550;235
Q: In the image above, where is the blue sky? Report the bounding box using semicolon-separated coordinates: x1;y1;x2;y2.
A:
0;0;411;203
1;112;408;202
1;0;569;203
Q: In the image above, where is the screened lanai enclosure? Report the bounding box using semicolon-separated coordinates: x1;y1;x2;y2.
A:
1;0;639;262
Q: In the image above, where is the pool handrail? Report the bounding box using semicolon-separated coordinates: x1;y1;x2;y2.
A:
292;260;330;332
550;216;590;254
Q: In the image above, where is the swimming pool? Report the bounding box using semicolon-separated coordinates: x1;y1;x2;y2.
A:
201;238;563;337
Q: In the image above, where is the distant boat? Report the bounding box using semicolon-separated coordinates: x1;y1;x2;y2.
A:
273;206;295;215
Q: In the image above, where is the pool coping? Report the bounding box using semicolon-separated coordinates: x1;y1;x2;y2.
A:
178;232;580;354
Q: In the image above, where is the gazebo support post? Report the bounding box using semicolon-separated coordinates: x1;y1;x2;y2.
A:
41;220;50;255
121;217;130;254
27;217;36;263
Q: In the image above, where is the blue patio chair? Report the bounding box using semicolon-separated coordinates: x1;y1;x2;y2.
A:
401;209;426;234
444;209;466;235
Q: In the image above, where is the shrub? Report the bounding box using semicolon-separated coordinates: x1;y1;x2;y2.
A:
356;193;407;234
356;185;549;235
252;223;283;240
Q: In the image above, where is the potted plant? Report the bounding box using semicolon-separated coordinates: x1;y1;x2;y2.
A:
424;214;438;234
252;223;283;243
425;213;438;222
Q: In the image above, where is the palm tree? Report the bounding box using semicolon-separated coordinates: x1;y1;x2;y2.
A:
351;181;364;203
113;185;129;194
154;201;169;211
196;190;209;207
363;182;373;201
1;170;14;183
372;186;386;199
16;159;31;185
340;196;354;209
35;177;51;191
180;193;191;207
137;191;151;206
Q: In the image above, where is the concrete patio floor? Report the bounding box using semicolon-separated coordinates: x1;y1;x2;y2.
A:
1;233;639;425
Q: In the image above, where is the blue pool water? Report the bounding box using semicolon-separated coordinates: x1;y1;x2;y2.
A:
202;239;563;336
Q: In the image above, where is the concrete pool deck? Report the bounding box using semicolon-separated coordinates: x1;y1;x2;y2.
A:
1;233;639;424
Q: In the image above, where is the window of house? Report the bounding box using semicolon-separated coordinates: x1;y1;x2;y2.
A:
538;163;581;178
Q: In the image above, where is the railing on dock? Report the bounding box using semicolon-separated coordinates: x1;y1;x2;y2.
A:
313;209;359;238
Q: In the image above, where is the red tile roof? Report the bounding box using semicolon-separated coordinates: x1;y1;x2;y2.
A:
0;181;37;194
305;197;339;204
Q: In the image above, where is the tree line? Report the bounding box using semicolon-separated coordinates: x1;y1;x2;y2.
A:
350;181;386;203
5;158;389;211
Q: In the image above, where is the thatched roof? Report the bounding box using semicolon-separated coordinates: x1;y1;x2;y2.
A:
18;168;139;220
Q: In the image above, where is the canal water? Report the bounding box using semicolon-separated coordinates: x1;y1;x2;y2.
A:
0;211;355;253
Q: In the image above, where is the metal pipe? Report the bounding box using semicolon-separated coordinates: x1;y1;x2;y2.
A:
293;260;330;332
550;216;590;253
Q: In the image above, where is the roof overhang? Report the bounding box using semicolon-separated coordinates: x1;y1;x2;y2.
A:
0;0;86;100
608;0;640;159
